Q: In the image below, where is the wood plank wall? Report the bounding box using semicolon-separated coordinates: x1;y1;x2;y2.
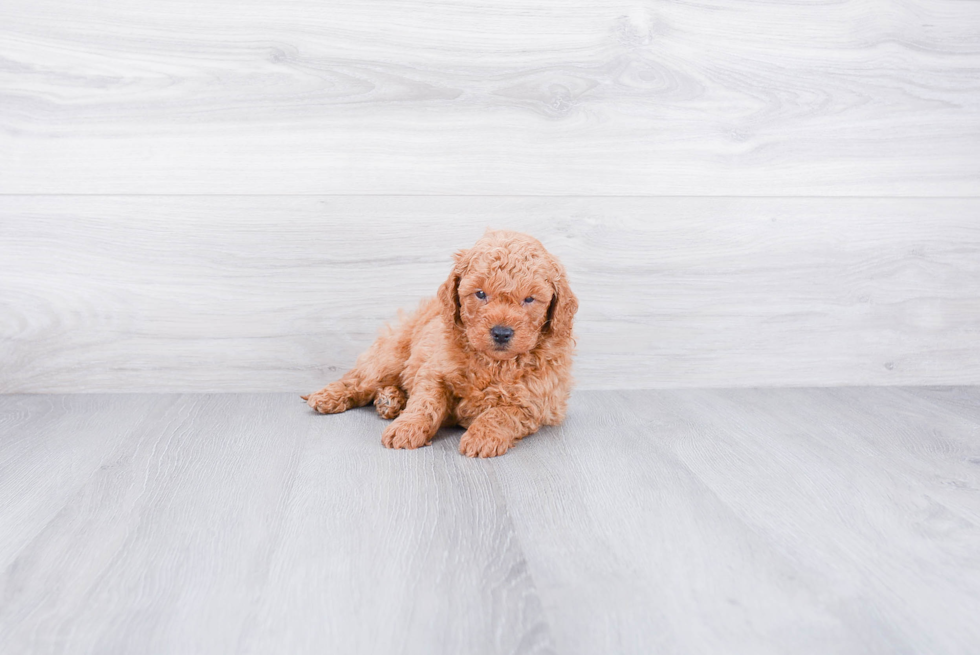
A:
1;1;978;392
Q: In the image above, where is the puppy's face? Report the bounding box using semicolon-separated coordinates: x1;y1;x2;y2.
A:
456;272;553;359
441;231;577;360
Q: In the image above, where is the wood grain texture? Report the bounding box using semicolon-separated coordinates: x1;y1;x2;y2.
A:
0;395;162;566
2;196;978;393
2;0;979;194
495;388;980;654
654;388;980;654
1;388;979;654
898;385;980;430
0;394;554;655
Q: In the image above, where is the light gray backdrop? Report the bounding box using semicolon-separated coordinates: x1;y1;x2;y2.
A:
2;0;978;392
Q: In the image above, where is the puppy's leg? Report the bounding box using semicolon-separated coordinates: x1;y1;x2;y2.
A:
304;318;413;414
374;385;407;419
381;380;449;450
459;406;537;458
303;375;376;414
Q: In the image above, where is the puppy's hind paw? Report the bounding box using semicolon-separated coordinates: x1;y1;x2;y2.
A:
305;384;354;414
374;386;407;419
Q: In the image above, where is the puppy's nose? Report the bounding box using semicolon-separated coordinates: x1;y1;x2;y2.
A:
490;325;514;345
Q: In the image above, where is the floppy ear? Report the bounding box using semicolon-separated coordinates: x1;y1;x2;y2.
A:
438;248;470;331
543;262;578;343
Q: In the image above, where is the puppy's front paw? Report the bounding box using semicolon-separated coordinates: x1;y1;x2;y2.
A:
303;383;353;414
374;386;407;419
459;427;514;458
381;416;431;450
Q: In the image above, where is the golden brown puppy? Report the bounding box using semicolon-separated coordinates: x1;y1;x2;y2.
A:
303;230;578;457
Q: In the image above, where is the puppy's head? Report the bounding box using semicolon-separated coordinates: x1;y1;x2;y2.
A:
438;230;578;360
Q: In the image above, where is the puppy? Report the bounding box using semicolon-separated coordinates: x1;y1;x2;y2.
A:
303;230;578;457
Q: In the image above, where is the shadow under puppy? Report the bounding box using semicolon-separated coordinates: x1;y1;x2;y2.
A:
303;230;578;457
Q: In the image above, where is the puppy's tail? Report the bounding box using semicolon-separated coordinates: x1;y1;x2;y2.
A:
300;394;309;401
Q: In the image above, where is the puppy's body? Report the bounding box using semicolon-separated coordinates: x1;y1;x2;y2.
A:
304;230;578;457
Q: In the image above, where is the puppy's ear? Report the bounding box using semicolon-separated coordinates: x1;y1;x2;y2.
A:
543;260;578;343
438;248;470;331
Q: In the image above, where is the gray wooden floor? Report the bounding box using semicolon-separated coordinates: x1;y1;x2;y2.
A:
2;388;979;655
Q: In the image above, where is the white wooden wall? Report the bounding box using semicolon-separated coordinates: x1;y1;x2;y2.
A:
1;1;978;392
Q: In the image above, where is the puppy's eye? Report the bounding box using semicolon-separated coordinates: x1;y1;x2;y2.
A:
523;297;535;304
475;290;487;300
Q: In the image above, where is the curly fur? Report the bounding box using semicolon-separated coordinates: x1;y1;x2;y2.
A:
303;230;579;457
